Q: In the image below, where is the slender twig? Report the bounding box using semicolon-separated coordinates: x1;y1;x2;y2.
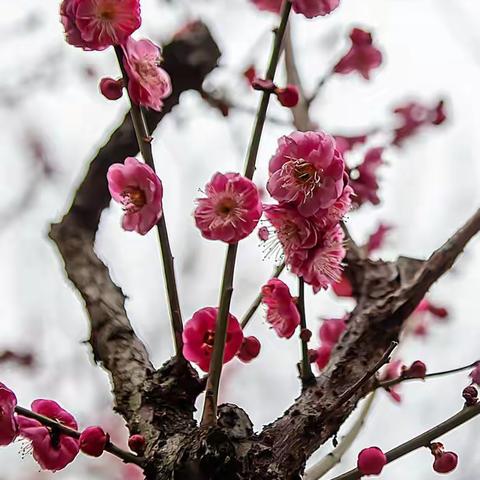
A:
304;393;377;480
15;406;143;466
240;262;285;329
201;0;293;427
324;342;397;421
114;46;184;357
298;277;315;386
377;360;480;391
306;71;333;107
328;402;480;480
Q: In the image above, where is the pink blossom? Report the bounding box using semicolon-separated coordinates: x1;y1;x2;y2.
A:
367;223;392;254
122;38;172;111
334;134;368;155
99;77;123;100
392;99;447;147
470;364;480;386
357;447;387;475
349;147;384;206
315;343;333;370
237;336;261;362
194;172;262;243
334;28;382;80
60;0;141;51
182;307;244;372
79;426;109;457
332;273;353;297
319;318;346;344
17;400;80;471
313;184;353;228
0;383;18;446
291;224;346;293
275;84;300;107
267;131;346;216
107;157;163;235
292;0;340;18
261;279;300;339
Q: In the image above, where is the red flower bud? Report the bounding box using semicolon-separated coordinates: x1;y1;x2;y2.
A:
80;426;109;457
128;434;146;454
462;385;478;406
99;77;123;101
433;451;458;474
251;78;276;92
300;328;312;342
404;360;427;379
357;447;387;475
274;84;300;107
236;336;261;363
243;65;257;85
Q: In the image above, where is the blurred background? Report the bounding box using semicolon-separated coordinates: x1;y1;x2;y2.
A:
1;0;480;478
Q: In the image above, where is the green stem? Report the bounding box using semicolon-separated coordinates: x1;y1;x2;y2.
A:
240;262;285;329
114;46;184;357
298;277;314;386
328;402;480;480
15;406;143;466
200;0;293;427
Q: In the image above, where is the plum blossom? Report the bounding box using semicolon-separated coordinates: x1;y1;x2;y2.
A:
261;278;300;339
237;336;261;362
17;400;79;471
182;307;244;372
267;131;346;216
122;38;172;111
60;0;141;51
79;426;109;457
99;77;123;100
0;383;18;446
367;223;392;254
357;447;387;475
107;157;163;235
194;172;262;243
314;318;346;370
392;99;447;147
334;28;382;80
290;224;346;293
349;147;384;206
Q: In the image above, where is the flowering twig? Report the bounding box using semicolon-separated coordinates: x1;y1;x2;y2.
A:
201;0;293;427
376;360;480;391
328;402;480;480
114;46;184;357
14;406;144;466
240;262;285;329
298;277;315;385
303;392;377;480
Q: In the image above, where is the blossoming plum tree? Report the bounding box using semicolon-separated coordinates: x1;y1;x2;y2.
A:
2;1;480;479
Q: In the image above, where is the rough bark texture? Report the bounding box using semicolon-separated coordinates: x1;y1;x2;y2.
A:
49;20;480;480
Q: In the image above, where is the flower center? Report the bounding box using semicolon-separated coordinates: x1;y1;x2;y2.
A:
216;197;238;217
203;330;215;348
121;187;146;213
280;158;323;201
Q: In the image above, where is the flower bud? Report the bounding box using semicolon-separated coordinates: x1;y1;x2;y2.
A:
251;78;276;92
403;360;427;379
357;447;387;475
237;336;261;362
128;434;146;454
300;328;312;342
99;77;123;101
462;385;478;406
80;426;109;457
433;451;458;474
275;84;300;107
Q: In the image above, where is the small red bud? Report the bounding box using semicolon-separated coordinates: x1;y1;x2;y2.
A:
237;336;261;363
462;385;478;406
274;84;300;107
404;360;427;379
433;451;458;474
300;328;312;342
80;426;109;457
251;78;276;92
357;447;387;475
99;77;123;101
128;434;146;454
243;65;257;84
